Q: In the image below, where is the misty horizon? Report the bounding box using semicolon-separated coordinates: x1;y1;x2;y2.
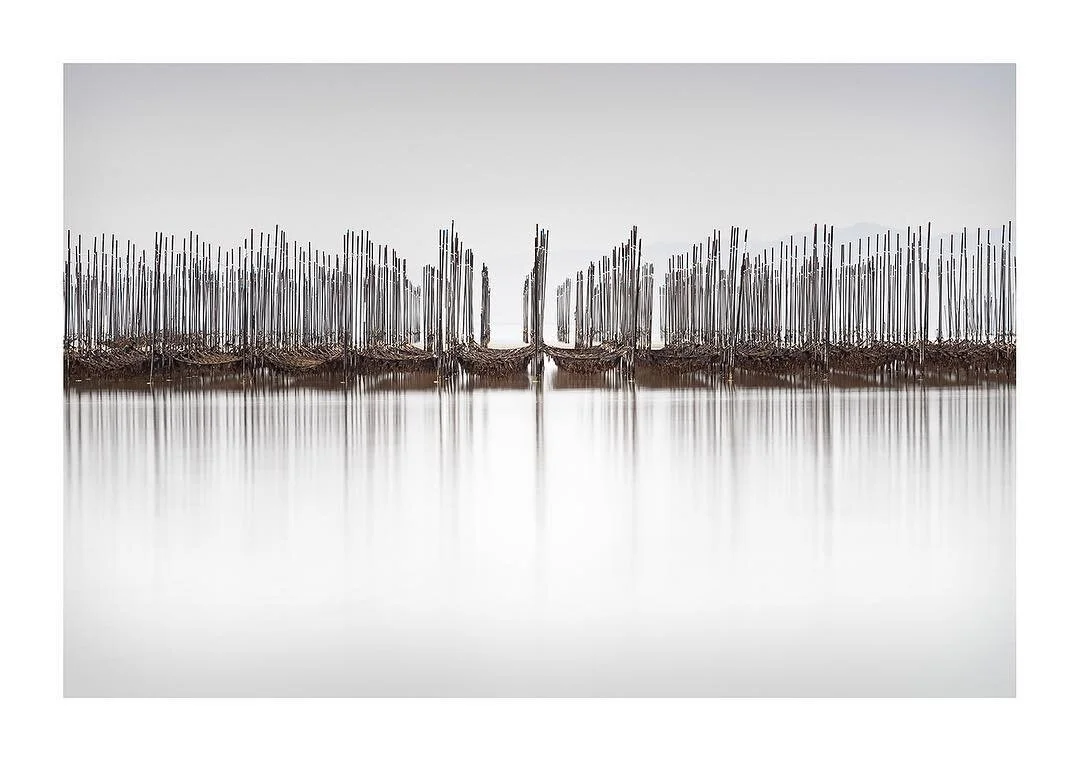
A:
65;63;1014;328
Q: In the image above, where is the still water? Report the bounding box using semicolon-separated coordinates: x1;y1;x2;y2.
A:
64;374;1014;696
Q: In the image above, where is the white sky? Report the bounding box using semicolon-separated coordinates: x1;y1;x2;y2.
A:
64;63;1015;327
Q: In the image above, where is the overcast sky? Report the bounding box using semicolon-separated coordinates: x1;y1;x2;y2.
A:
64;63;1014;327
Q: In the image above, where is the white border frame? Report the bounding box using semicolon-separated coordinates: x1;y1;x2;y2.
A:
3;2;1077;759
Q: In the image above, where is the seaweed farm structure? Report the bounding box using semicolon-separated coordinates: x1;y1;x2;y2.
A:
63;220;1015;384
550;226;654;375
63;222;547;381
552;222;1014;382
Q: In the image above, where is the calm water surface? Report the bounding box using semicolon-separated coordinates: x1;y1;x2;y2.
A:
64;374;1014;696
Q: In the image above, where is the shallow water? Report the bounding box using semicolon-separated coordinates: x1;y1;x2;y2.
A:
64;375;1014;696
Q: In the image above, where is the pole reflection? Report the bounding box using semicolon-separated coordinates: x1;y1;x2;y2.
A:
65;379;1014;696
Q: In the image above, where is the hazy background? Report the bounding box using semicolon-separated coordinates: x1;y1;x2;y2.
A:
64;63;1015;328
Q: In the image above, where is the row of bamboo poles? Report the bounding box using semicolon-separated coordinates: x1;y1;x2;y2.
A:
63;228;423;354
64;219;1015;380
555;277;573;345
547;221;1014;377
658;223;1015;354
553;227;655;351
421;224;479;366
63;224;499;377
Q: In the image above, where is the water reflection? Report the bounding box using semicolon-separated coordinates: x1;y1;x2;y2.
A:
65;378;1014;696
